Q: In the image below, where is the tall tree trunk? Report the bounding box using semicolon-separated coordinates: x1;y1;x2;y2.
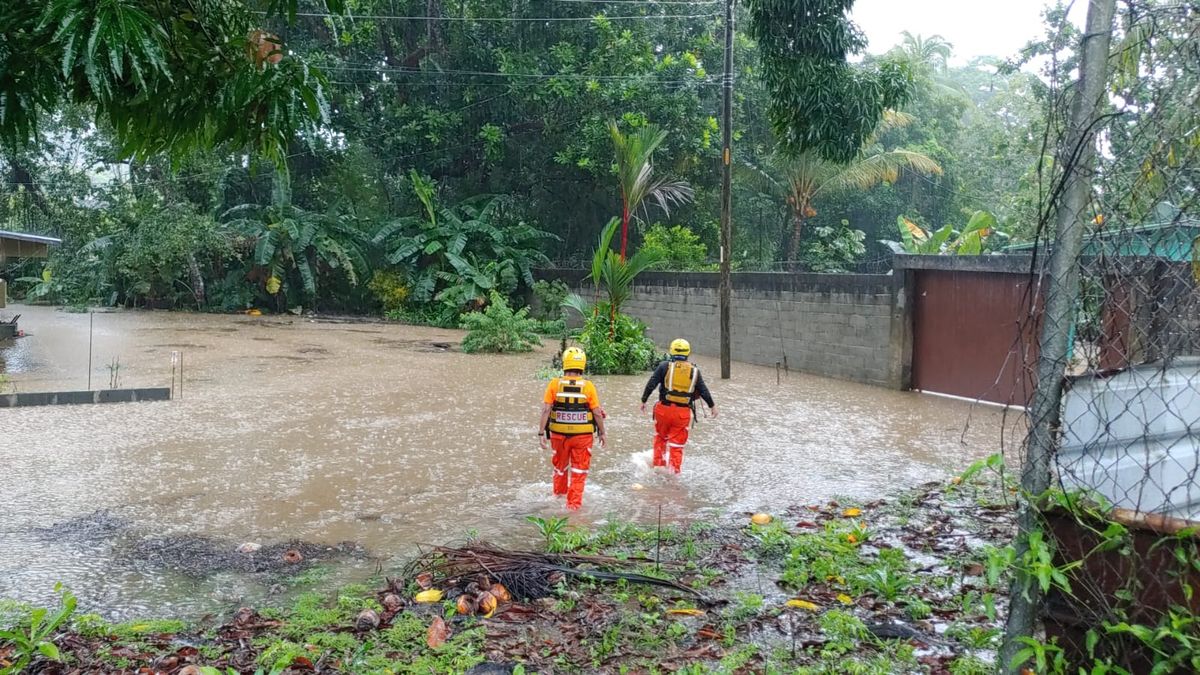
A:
619;204;630;260
786;212;805;273
186;253;206;308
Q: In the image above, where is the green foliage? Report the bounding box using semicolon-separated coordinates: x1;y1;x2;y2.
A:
460;293;543;354
642;224;709;270
0;0;1065;319
885;210;1005;255
526;515;574;553
530;279;569;322
373;172;553;310
801;220;866;272
384;303;462;329
0;0;343;165
223;174;369;309
1009;636;1068;675
0;583;75;675
743;112;942;267
366;270;409;314
577;309;659;375
582;218;665;316
608;121;694;257
14;268;62;304
743;0;914;162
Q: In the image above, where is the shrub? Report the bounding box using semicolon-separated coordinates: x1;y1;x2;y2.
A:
460;293;543;354
801;220;866;273
577;308;660;375
385;302;462;329
531;279;569;321
642;223;710;271
368;270;410;313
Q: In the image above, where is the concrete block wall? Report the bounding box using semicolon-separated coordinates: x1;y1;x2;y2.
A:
537;270;902;387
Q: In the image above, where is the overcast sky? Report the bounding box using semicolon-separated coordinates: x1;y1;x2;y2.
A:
850;0;1085;64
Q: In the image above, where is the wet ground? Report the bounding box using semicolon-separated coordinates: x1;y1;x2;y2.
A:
0;305;1005;619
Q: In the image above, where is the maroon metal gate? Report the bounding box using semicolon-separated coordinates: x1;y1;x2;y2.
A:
911;268;1042;406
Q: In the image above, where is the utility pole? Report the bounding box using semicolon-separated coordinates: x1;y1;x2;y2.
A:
718;0;734;380
998;0;1117;670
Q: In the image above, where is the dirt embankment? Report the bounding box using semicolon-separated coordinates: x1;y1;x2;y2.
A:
2;475;1014;674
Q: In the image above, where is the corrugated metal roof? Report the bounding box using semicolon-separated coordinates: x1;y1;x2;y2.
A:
1057;358;1200;519
0;230;62;245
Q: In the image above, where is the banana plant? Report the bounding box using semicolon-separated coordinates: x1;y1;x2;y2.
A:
373;170;553;308
883;210;1005;255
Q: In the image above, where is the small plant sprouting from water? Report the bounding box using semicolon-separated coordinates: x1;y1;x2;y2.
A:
0;583;75;675
107;357;121;389
526;515;571;553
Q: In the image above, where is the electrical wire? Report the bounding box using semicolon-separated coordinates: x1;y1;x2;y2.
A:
552;0;716;4
326;65;715;83
283;10;718;21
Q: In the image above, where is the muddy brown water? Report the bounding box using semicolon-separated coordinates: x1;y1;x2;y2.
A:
0;305;1004;619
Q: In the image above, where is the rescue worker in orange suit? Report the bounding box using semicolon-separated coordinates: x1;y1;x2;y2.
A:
639;338;716;473
539;347;607;510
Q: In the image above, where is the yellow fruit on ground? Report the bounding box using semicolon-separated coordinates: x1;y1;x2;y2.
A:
750;513;772;526
414;589;444;603
786;599;820;611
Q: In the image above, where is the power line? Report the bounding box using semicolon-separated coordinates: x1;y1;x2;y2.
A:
553;0;717;4
285;10;718;21
325;65;715;83
331;78;716;88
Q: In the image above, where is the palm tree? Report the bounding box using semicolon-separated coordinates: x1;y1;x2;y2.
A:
609;121;694;260
891;33;966;102
895;32;953;75
562;217;665;338
747;112;943;271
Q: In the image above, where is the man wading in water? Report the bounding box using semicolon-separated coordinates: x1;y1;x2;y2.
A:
640;338;716;474
539;347;607;510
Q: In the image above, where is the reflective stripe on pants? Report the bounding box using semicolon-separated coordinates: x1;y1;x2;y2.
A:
550;432;593;509
653;402;692;474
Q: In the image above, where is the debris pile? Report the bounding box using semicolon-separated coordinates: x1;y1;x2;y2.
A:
402;542;703;603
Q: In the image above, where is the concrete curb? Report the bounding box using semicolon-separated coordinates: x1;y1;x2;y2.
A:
0;387;171;408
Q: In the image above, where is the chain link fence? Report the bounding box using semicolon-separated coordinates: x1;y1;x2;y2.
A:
1001;0;1200;671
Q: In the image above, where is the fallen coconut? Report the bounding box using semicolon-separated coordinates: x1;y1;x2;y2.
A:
356;608;380;631
490;583;511;603
283;549;304;564
456;595;476;615
382;593;402;612
750;513;773;525
476;591;498;618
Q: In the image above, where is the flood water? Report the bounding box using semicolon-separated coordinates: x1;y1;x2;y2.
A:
0;305;1005;619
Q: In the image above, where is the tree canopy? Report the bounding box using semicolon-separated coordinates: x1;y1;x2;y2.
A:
1;0;344;165
4;0;1138;317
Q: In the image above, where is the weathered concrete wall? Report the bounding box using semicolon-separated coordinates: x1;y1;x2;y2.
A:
0;387;171;408
538;270;903;387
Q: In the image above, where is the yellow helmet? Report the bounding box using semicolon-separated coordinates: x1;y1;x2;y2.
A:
669;338;691;357
562;347;587;371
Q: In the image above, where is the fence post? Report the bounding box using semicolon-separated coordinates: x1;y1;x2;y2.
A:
999;0;1118;670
